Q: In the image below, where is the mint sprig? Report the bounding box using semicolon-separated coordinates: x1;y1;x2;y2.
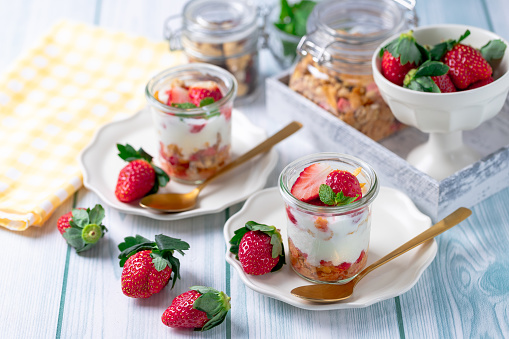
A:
229;221;286;272
319;184;359;206
62;204;107;253
118;234;190;288
116;143;170;195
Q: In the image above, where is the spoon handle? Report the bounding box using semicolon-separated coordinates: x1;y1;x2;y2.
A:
355;207;472;282
197;121;303;190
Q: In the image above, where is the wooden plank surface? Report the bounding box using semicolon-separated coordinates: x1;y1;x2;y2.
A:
0;0;508;338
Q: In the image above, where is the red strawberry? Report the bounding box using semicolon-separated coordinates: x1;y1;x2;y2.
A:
442;44;492;89
380;31;424;86
115;144;169;203
57;208;85;235
229;221;285;275
115;159;155;202
188;81;223;107
166;86;190;105
57;205;107;252
118;234;190;298
290;163;332;202
382;50;416;86
467;76;494;90
431;74;457;93
325;170;362;199
162;286;231;331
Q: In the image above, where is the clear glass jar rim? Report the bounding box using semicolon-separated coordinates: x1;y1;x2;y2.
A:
145;63;237;118
279;152;380;214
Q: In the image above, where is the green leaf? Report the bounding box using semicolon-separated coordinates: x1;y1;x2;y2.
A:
481;39;507;61
270;233;283;258
88;204;105;225
151;252;169;271
199;97;215;107
319;184;336;205
245;221;275;233
116;143;152;162
229;226;249;257
167;255;181;288
192;289;231;332
274;0;316;37
457;29;470;43
72;208;89;228
190;286;218;295
62;227;85;250
414;61;449;77
415;76;440;93
153;166;170;187
172;102;197;109
117;234;155;267
155;234;190;255
334;192;358;205
271;244;286;272
429;41;451;61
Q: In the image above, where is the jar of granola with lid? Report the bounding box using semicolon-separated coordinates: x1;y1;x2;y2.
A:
289;0;417;141
166;0;259;102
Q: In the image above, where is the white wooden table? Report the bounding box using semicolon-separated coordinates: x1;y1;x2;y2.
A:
1;0;509;338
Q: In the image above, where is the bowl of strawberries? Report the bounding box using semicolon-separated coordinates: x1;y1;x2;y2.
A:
372;24;509;180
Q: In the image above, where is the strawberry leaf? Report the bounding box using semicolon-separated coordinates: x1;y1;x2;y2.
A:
229;227;250;258
150;252;170;271
384;30;424;66
166;255;181;288
414;61;449;77
88;204;105;225
154;234;190;255
117;143;152;163
481;39;507;61
62;227;86;250
117;234;156;267
429;30;471;61
72;208;89;228
190;288;231;332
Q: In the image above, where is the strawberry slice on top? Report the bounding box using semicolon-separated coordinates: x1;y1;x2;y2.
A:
291;163;332;202
188;81;223;107
165;86;190;105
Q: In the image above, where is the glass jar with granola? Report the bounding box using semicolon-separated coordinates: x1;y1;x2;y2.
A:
166;0;259;102
145;63;237;185
289;0;417;141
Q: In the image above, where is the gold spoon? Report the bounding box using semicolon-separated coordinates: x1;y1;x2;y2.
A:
140;121;303;212
291;207;472;303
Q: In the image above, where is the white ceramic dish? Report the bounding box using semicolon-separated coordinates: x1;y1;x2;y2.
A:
224;186;436;310
79;108;278;220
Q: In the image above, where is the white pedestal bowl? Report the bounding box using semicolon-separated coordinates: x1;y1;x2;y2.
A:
372;24;509;180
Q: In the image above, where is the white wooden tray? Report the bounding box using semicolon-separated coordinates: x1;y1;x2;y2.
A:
266;71;509;222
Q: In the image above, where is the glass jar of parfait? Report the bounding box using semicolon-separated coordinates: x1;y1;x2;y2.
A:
145;63;237;185
279;153;379;284
289;0;417;141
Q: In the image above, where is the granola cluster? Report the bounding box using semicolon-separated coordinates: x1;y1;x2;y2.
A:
289;54;403;141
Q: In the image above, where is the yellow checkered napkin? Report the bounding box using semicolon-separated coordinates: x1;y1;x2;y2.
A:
0;20;186;231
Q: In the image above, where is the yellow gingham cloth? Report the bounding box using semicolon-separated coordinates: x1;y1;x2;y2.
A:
0;20;186;231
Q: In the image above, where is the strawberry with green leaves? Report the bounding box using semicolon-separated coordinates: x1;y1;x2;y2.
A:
161;286;231;331
229;221;286;275
118;234;190;298
380;30;428;86
115;144;169;203
403;60;454;93
57;204;107;252
430;30;506;89
319;170;362;206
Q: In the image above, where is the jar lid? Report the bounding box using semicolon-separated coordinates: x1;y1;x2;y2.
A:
298;0;417;74
182;0;258;43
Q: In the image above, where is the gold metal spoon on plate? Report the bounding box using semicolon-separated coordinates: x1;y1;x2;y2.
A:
139;121;303;212
291;207;472;303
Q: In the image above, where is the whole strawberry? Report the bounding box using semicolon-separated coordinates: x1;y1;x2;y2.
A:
57;204;107;252
443;43;492;89
380;30;426;86
229;221;285;275
162;286;231;331
319;169;363;206
115;143;169;203
118;234;190;298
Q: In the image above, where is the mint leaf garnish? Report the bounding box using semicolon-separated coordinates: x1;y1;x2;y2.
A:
199;97;215;107
319;184;336;205
274;0;316;37
172;102;197;109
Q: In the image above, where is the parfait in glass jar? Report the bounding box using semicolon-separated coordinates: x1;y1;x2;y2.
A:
145;63;237;184
279;153;379;284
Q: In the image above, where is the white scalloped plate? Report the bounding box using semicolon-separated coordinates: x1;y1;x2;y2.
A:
224;186;436;310
79;108;278;220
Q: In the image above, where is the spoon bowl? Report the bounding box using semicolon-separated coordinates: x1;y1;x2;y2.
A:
140;121;303;212
291;207;472;303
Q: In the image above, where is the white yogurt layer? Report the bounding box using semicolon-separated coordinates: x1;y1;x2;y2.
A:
150;106;231;157
287;207;371;266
